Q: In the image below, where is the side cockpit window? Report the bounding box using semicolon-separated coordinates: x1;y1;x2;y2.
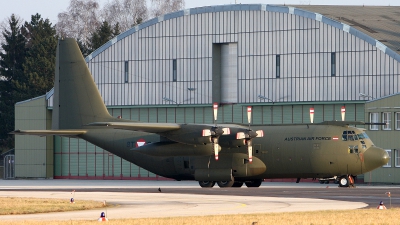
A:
348;145;359;154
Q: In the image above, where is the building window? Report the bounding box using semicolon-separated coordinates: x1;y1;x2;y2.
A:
395;150;400;167
172;59;177;82
382;112;391;130
276;55;280;78
369;112;379;130
124;61;129;83
383;150;391;167
396;112;400;130
331;52;336;76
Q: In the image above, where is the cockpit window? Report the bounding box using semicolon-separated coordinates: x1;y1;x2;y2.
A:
357;132;370;139
342;130;359;141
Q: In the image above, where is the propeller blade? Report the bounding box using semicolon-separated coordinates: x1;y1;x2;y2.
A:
248;141;253;163
202;129;211;136
256;130;264;137
213;102;218;124
247;106;252;124
341;106;346;121
222;128;230;135
310;107;314;123
236;132;246;139
214;140;219;161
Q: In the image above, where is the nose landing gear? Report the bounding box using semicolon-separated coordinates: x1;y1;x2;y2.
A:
338;175;355;188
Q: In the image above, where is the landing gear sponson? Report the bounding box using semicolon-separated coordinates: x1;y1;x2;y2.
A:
198;179;263;188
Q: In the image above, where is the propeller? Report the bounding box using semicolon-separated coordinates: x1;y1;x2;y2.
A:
202;103;230;161
236;106;264;163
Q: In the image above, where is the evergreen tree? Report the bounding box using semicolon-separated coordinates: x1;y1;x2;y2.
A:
0;14;27;150
21;13;57;97
89;21;114;52
113;22;121;37
77;38;91;58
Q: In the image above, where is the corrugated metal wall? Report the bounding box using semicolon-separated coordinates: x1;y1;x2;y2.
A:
87;9;400;106
53;136;156;179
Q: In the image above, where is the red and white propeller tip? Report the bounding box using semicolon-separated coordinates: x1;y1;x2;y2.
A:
341;106;345;121
310;108;314;123
213;102;218;123
247;106;252;124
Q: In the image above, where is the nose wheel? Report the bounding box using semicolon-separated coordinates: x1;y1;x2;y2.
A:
338;175;355;188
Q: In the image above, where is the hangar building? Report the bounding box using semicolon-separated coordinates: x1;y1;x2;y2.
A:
12;4;400;183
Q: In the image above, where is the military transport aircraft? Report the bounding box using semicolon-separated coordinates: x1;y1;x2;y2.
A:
11;39;389;188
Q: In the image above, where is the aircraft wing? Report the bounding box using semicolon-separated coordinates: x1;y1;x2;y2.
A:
10;130;87;137
86;122;181;133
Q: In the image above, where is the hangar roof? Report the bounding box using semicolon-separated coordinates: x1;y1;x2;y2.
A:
289;5;400;54
87;4;400;62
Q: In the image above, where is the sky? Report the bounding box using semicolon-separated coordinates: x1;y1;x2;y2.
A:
0;0;399;25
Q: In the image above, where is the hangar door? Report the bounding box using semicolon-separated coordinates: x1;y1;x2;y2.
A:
213;43;238;104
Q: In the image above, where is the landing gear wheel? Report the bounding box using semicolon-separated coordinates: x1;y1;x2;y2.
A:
245;179;263;188
198;181;215;188
324;180;329;184
217;181;235;188
232;181;244;188
338;176;349;187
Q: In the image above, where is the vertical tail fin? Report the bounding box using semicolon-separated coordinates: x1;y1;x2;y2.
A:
52;38;113;129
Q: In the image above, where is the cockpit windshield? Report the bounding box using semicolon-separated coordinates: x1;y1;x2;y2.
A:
357;132;369;139
342;131;369;141
342;130;358;141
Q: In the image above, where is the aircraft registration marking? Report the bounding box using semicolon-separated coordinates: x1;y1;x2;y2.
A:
284;136;331;141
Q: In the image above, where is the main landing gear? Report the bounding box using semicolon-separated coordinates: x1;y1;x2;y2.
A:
338;175;355;188
198;179;263;188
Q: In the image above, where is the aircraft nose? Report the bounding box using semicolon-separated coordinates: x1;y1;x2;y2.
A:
363;146;389;172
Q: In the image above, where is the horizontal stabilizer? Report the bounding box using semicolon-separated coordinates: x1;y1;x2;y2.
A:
10;130;87;137
86;122;181;133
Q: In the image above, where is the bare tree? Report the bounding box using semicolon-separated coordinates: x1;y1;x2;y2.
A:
150;0;185;18
101;0;148;32
56;0;101;48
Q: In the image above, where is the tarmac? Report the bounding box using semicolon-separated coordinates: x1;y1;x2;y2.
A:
0;180;398;221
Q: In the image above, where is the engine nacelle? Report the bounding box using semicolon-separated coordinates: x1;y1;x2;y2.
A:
218;138;247;148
